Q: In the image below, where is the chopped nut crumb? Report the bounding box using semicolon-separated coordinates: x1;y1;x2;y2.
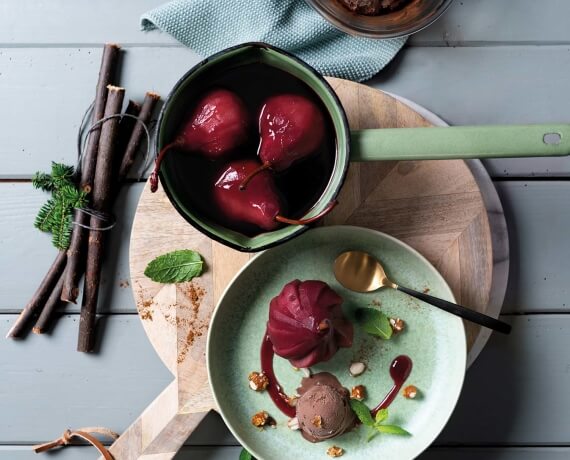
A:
403;385;418;399
311;415;323;428
287;395;299;407
248;371;269;391
349;361;366;377
390;317;405;333
350;385;366;401
327;446;344;457
251;411;273;428
423;287;430;294
288;417;300;430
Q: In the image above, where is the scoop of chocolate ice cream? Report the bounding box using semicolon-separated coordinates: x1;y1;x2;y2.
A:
295;372;356;443
339;0;410;15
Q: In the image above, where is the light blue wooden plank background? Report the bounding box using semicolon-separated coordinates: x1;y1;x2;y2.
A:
1;0;570;459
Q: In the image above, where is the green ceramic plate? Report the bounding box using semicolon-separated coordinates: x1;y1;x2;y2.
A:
208;226;466;460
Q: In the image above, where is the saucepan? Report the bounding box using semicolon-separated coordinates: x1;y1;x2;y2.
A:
154;42;570;252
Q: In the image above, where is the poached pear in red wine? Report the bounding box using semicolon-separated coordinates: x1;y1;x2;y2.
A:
161;63;335;236
150;88;250;192
212;159;284;232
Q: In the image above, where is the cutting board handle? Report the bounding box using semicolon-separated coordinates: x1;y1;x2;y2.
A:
104;380;211;460
351;124;570;161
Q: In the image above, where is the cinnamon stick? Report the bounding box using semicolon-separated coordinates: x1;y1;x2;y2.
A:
62;44;120;303
116;100;141;161
32;274;65;334
119;92;160;181
78;85;125;352
6;251;67;338
81;44;121;193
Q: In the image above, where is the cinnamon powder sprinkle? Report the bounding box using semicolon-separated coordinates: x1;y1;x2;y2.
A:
140;299;154;321
176;282;208;364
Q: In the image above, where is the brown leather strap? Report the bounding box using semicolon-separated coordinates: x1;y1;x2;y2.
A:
33;427;119;459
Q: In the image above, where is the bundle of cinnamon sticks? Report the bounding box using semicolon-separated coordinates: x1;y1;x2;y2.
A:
7;43;160;352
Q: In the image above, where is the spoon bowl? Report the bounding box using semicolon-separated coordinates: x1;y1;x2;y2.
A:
334;250;511;334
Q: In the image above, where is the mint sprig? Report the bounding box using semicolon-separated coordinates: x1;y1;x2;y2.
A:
144;249;203;284
350;400;410;442
350;399;375;426
355;307;393;340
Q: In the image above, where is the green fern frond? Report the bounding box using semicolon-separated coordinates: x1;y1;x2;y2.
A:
51;162;75;187
51;199;74;250
57;183;85;205
32;172;55;192
34;198;58;232
33;162;84;250
52;213;73;250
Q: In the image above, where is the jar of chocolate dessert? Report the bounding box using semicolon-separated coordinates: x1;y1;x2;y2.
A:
305;0;454;38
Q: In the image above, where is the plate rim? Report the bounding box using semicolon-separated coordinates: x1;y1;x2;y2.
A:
207;225;467;460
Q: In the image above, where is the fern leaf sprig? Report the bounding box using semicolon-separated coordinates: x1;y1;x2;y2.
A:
32;162;85;250
50;162;75;187
34;198;58;232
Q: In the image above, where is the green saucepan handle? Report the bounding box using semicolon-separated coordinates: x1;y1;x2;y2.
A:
350;124;570;161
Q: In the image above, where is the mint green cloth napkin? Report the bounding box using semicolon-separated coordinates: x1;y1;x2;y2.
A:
141;0;406;82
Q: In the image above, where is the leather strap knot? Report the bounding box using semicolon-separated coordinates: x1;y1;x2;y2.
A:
33;427;118;459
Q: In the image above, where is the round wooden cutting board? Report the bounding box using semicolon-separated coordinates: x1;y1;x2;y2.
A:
109;78;508;459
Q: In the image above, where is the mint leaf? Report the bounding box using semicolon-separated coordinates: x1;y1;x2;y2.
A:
374;408;389;424
377;425;411;436
144;250;203;283
349;399;375;426
239;448;255;460
355;307;393;339
366;427;379;442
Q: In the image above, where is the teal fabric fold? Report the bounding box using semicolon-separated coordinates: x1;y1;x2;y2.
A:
141;0;406;82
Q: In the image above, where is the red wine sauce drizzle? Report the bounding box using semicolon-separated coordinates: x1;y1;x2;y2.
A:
371;355;413;417
261;331;296;418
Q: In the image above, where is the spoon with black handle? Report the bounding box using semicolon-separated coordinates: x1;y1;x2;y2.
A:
333;250;511;334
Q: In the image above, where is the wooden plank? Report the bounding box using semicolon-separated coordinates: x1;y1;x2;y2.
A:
0;47;200;179
0;315;171;443
436;315;570;444
421;448;570;460
1;314;569;445
2;0;570;46
496;181;570;313
0;313;236;446
370;46;570;177
1;181;567;314
2;46;570;178
0;182;143;313
0;0;176;45
410;0;570;46
2;446;570;460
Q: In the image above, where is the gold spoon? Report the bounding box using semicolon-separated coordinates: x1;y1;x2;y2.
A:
333;250;511;334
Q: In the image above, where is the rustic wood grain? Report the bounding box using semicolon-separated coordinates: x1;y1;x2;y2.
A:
115;78;503;459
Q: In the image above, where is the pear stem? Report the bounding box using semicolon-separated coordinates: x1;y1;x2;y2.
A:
239;161;272;190
275;200;338;226
149;141;180;193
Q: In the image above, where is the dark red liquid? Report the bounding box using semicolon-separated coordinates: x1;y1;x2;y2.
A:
261;331;296;418
163;63;336;236
371;355;413;417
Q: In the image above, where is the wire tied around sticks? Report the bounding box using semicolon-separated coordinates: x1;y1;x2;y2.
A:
72;207;116;231
76;103;153;182
71;102;154;231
